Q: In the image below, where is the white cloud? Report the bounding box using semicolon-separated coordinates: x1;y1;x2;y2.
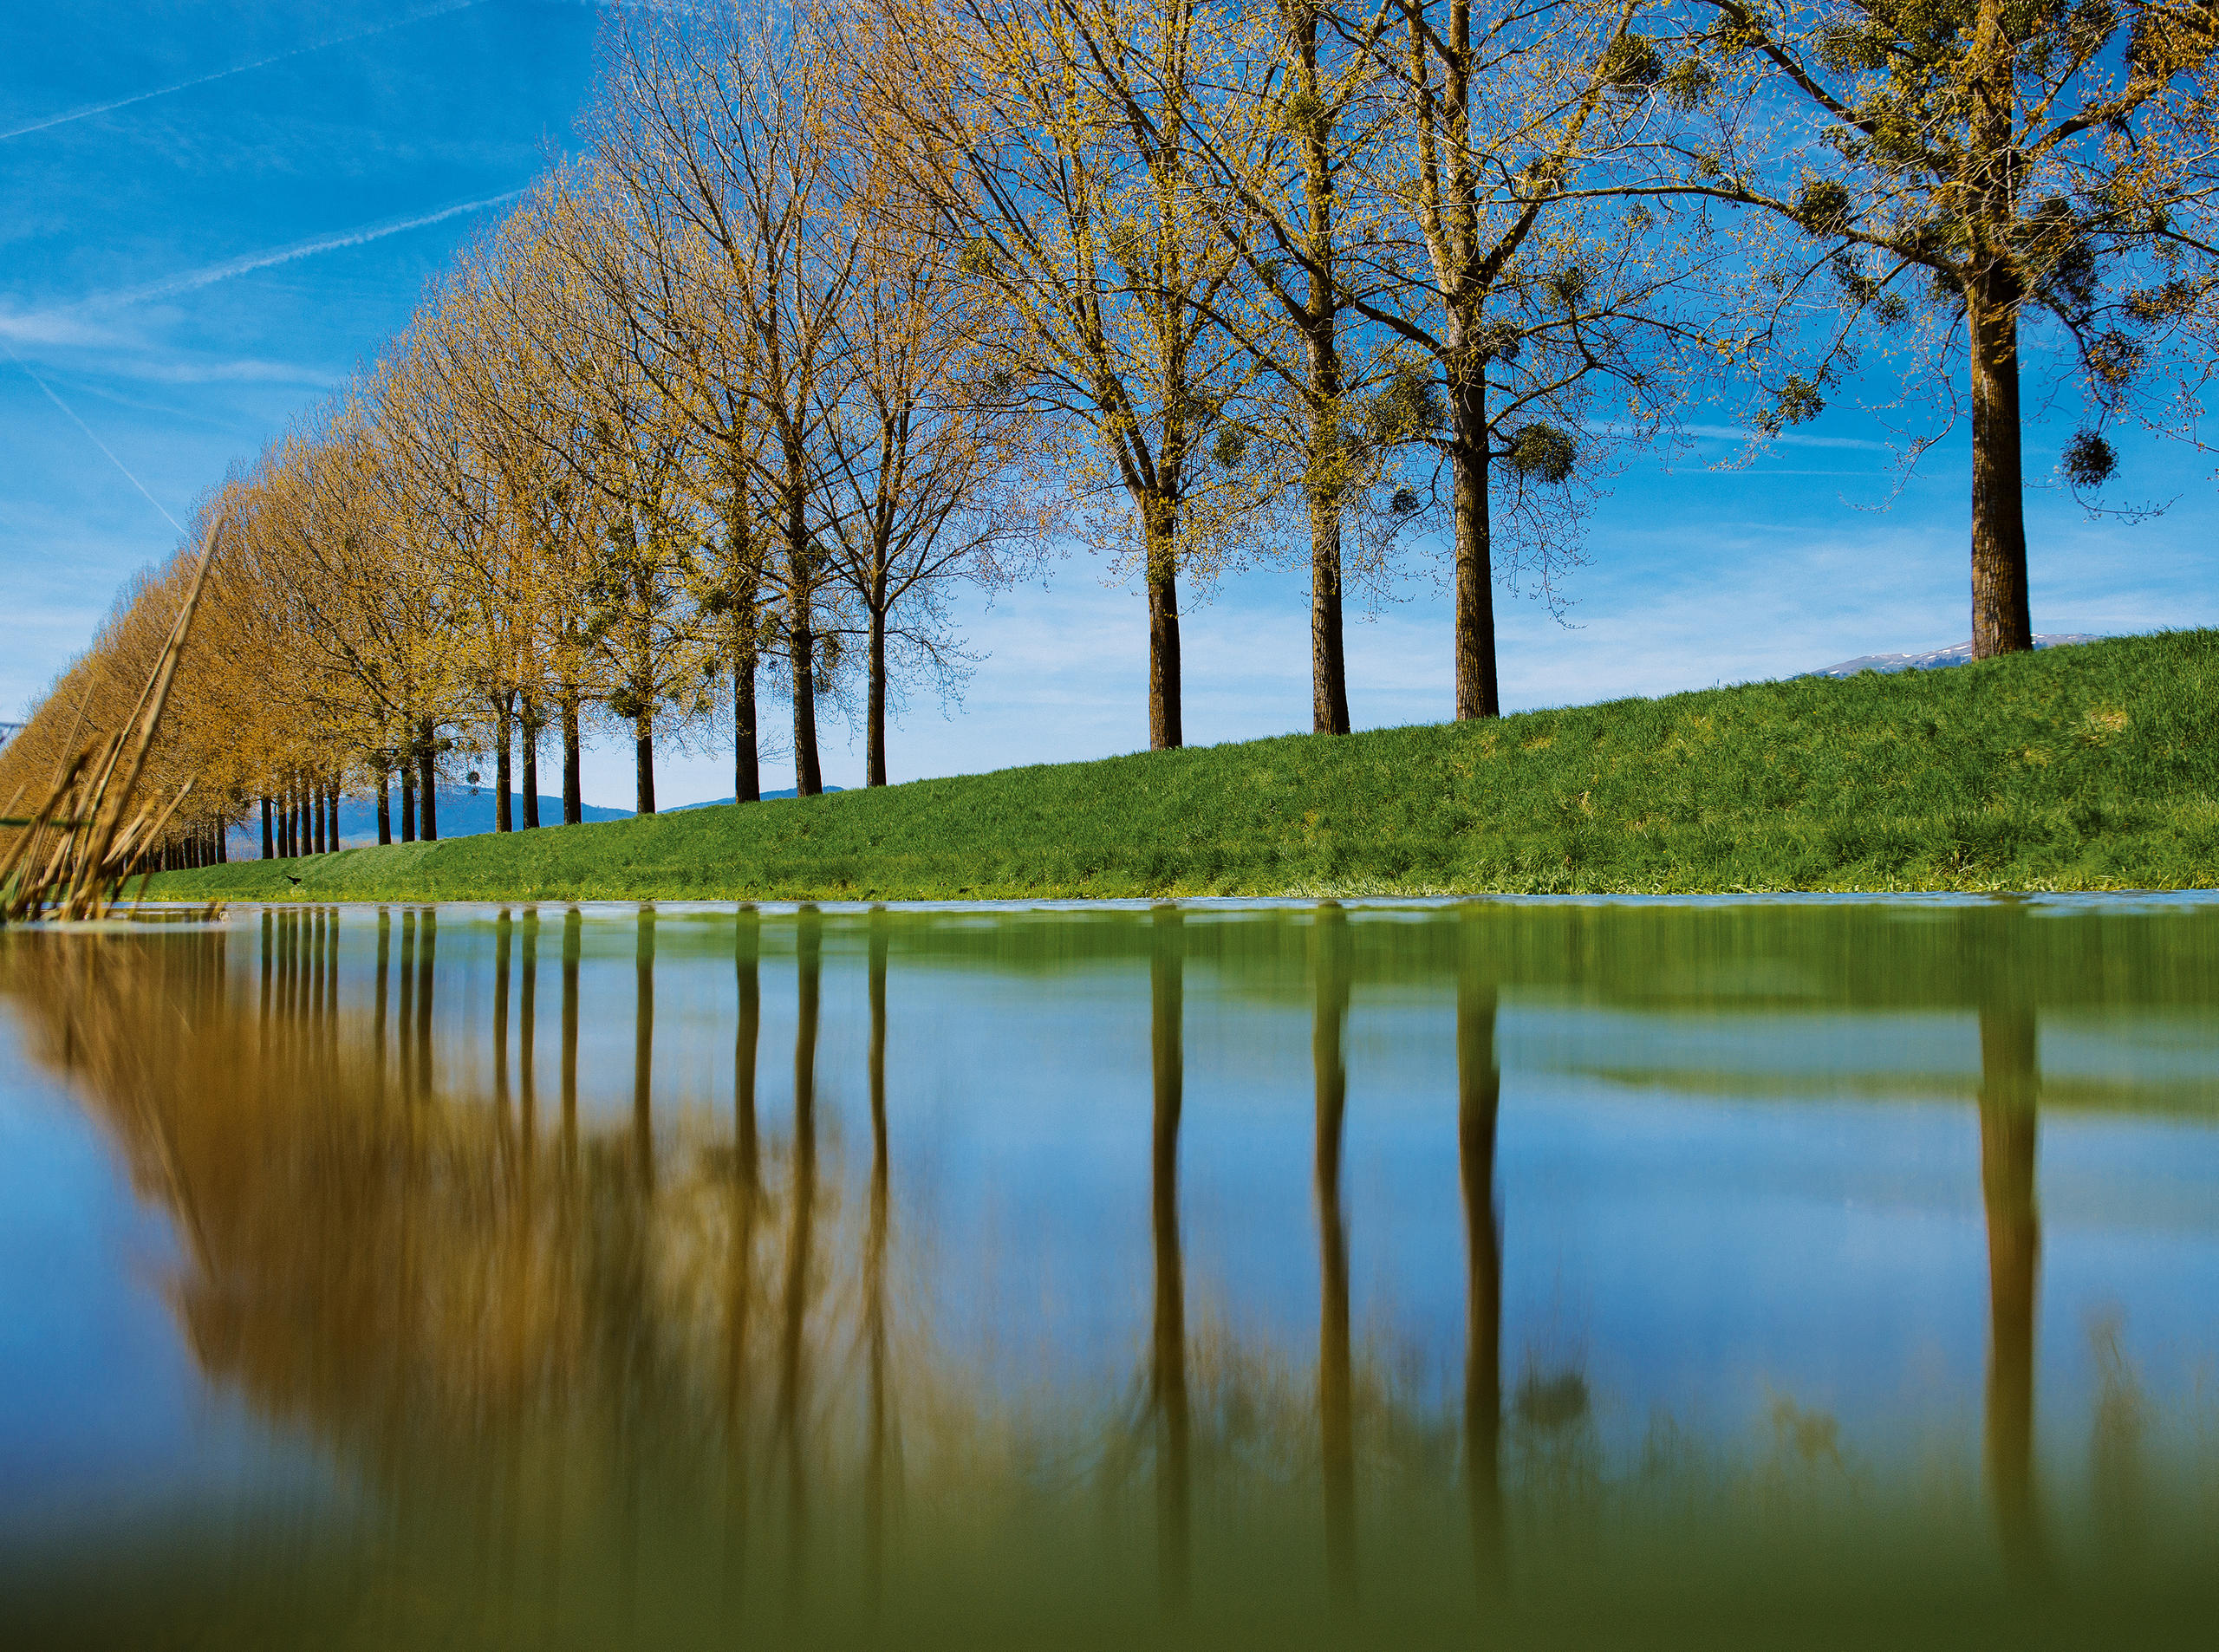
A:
95;190;528;309
1;341;184;532
1675;423;1896;452
0;305;123;349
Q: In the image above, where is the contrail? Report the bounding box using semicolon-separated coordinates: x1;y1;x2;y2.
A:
0;0;488;143
2;339;185;533
104;189;531;309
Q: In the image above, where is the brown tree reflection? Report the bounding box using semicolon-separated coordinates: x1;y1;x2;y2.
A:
397;907;415;1093
371;907;388;1089
416;907;436;1092
1150;901;1190;1616
1311;901;1356;1604
634;906;655;1190
519;906;538;1174
780;905;823;1606
735;907;760;1177
561;905;580;1171
1458;920;1505;1600
1979;1004;2049;1584
496;908;514;1135
724;904;764;1608
864;908;897;1611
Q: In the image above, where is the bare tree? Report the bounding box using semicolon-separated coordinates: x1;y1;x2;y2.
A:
1665;0;2219;656
1126;0;1417;733
596;10;866;796
851;0;1280;751
1342;0;1717;719
815;156;1054;784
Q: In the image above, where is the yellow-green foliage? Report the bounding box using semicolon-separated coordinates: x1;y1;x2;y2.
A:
151;631;2219;901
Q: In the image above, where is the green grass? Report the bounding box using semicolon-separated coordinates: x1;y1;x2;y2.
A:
149;630;2219;902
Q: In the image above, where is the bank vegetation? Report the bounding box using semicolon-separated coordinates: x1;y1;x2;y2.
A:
4;0;2216;872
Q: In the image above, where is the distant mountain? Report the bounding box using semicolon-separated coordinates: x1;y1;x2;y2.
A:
1813;634;2099;678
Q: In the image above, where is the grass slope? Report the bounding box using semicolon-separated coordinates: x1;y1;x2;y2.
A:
151;630;2219;902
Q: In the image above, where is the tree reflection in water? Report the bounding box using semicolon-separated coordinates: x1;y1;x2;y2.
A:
1979;1005;2047;1584
725;903;763;1611
634;906;655;1191
864;906;895;1616
520;905;539;1181
1149;901;1190;1618
5;900;2219;1651
562;905;580;1172
781;905;822;1610
1311;901;1355;1606
1458;910;1505;1603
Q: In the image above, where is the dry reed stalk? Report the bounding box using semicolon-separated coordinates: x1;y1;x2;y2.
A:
0;749;92;917
61;517;224;918
1;514;226;926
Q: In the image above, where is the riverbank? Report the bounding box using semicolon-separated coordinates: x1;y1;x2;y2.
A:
146;629;2219;902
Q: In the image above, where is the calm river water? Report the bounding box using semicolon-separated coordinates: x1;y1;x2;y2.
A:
2;896;2216;1649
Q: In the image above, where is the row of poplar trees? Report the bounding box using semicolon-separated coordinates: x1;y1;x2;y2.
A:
7;0;2216;857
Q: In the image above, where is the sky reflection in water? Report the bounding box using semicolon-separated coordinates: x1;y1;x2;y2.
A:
1;896;2216;1649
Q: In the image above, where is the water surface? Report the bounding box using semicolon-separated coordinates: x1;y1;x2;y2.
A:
3;896;2216;1649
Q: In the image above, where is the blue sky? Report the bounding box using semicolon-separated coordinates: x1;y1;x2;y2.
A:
5;1;2215;810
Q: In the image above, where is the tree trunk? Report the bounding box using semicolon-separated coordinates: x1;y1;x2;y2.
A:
521;698;540;829
312;783;326;855
634;704;657;816
1968;274;2033;659
1145;505;1183;751
791;578;823;797
561;689;582;827
1298;13;1350;738
261;795;275;861
400;764;416;843
733;642;760;803
376;771;392;845
218;817;227;862
326;782;339;853
1450;368;1500;719
1310;478;1349;737
867;603;888;787
495;691;514;832
418;721;439;842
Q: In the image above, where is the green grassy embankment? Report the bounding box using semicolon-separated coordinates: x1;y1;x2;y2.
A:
149;630;2219;902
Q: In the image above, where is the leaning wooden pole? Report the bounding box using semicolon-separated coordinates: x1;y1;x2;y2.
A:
10;511;227;927
53;512;226;920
